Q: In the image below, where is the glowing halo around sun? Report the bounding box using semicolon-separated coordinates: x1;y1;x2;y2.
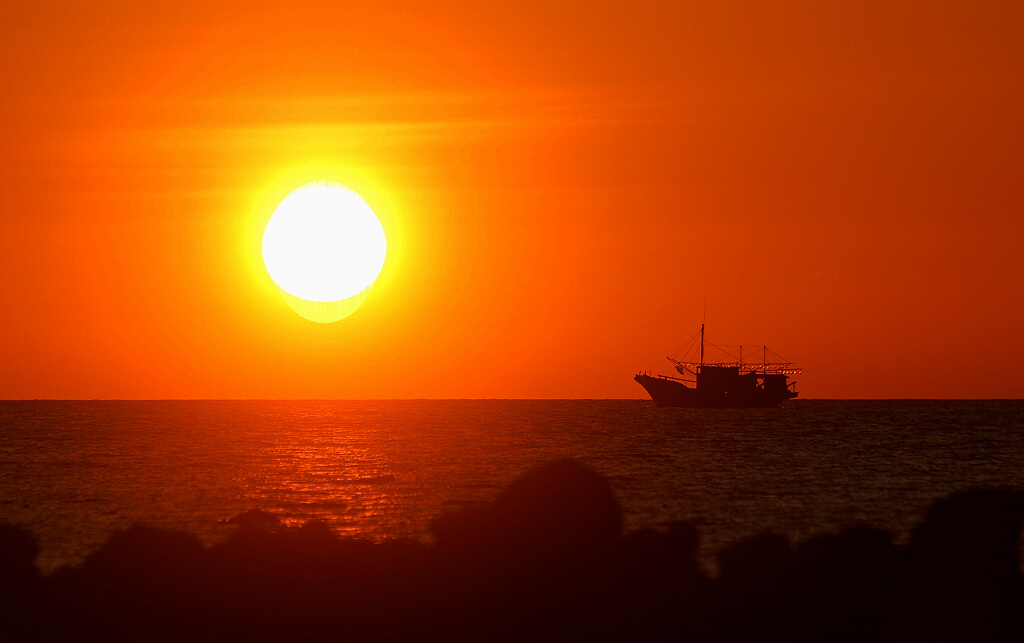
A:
262;181;387;323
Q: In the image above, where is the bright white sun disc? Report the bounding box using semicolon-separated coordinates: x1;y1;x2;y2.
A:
262;182;386;303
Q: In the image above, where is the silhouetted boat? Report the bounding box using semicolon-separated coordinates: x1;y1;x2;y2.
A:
635;324;800;407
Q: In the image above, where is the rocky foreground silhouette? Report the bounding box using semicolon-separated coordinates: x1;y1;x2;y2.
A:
1;460;1021;642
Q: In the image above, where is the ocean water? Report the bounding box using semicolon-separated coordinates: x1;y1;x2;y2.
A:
0;399;1021;573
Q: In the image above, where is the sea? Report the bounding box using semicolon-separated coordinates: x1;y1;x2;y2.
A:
0;399;1021;574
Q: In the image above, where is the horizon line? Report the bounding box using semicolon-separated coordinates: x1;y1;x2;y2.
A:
1;397;1021;402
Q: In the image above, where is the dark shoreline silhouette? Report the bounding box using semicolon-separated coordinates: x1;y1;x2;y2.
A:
2;460;1021;642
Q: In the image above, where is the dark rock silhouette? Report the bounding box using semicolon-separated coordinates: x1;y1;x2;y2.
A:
900;489;1024;642
0;462;1021;642
788;526;898;642
429;460;625;641
226;507;281;528
617;520;710;641
41;525;208;642
432;459;621;565
0;524;42;640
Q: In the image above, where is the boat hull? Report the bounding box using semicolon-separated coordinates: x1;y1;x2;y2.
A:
634;373;797;408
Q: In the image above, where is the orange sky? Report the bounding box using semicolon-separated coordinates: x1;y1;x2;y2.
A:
1;1;1021;399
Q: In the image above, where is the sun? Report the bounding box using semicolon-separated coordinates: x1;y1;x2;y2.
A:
262;181;387;323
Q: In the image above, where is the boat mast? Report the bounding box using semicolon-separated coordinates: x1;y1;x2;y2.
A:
699;323;705;371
